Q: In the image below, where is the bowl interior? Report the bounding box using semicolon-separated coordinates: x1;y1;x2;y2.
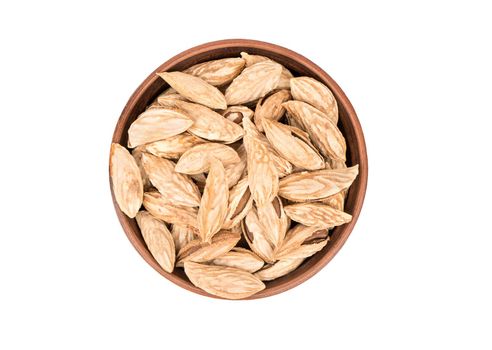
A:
111;39;367;299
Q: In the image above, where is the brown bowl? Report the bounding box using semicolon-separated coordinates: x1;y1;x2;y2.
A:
110;39;368;299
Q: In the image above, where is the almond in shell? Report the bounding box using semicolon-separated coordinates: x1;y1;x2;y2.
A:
262;119;325;171
197;158;229;242
157;71;227;109
242;118;279;206
275;237;328;261
278;165;358;202
141;153;201;207
225;61;282;105
240;52;293;89
212;247;264;273
127;107;193;148
242;207;276;264
131;146;152;190
164;100;244;143
283;203;352;228
254;258;304;281
136;211;175;273
282;100;329;130
184;261;265;300
175;143;240;175
142;133;204;160
110;143;143;218
290;76;338;123
183;57;245;86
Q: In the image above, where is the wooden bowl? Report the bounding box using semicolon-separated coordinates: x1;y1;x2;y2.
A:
110;39;368;299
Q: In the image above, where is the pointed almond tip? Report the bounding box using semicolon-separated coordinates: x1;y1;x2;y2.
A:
173;161;184;173
157;72;173;83
347;164;359;176
111;142;124;152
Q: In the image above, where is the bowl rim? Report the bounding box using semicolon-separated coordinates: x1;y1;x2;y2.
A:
110;39;368;300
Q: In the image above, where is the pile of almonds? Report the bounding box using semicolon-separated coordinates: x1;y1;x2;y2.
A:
110;52;358;299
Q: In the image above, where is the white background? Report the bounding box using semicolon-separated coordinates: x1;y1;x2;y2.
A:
1;1;491;349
